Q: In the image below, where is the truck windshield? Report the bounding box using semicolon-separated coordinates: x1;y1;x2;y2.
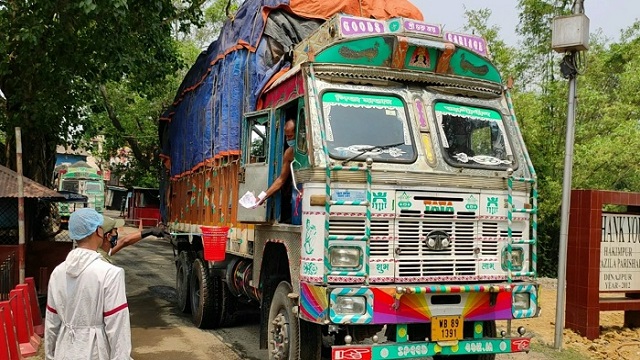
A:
435;102;514;169
321;92;416;163
85;182;103;193
61;180;79;193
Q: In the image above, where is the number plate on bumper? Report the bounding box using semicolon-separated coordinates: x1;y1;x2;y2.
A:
431;316;463;341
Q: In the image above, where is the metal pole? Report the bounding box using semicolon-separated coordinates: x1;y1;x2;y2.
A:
554;0;584;350
16;127;25;284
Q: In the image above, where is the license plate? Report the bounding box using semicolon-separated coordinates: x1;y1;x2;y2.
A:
431;315;463;341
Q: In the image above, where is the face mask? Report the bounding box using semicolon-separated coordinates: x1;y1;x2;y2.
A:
287;139;296;148
109;233;119;248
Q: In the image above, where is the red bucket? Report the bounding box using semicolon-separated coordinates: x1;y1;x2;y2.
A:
200;226;230;261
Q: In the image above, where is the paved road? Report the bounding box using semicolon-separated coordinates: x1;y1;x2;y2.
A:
113;226;264;359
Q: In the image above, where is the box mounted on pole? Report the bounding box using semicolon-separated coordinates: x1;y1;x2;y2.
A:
552;14;590;53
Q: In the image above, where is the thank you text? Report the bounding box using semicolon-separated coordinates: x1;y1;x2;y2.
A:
600;213;640;291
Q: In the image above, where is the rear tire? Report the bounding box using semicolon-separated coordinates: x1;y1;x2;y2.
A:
215;275;236;327
176;251;191;313
190;258;216;328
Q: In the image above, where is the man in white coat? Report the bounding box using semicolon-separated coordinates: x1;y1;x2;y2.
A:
45;208;132;359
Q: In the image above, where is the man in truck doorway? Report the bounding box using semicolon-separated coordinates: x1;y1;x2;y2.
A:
256;118;295;223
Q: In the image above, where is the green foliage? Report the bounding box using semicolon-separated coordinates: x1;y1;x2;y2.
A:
0;0;205;184
466;7;640;277
179;0;241;48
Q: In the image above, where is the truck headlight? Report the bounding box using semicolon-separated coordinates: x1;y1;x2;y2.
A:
513;292;531;310
330;247;361;268
502;247;524;271
335;296;366;315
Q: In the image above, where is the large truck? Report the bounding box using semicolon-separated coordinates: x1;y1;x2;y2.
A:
55;161;105;227
160;1;539;359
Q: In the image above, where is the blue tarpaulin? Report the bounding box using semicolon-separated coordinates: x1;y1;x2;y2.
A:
160;0;423;178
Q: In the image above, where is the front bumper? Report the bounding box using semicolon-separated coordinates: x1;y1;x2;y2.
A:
332;337;531;359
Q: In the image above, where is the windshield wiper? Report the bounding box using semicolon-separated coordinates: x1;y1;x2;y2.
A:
341;142;405;165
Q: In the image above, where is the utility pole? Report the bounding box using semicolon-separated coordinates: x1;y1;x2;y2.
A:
551;0;588;350
16;127;25;284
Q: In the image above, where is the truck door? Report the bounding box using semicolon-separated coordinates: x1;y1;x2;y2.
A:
237;111;271;222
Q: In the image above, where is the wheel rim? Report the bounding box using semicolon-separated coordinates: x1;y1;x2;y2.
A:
270;311;290;360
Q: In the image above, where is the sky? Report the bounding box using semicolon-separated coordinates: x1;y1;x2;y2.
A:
411;0;639;46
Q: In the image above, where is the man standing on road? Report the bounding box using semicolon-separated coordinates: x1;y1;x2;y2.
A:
45;208;132;359
97;215;125;263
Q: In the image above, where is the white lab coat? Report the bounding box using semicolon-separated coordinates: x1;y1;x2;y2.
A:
45;248;132;360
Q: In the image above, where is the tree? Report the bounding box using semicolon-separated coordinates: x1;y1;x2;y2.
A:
82;0;238;187
512;1;640;276
0;0;206;185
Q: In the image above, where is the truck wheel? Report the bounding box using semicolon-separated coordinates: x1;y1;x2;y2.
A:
176;252;191;313
268;281;299;360
214;275;236;327
190;258;217;328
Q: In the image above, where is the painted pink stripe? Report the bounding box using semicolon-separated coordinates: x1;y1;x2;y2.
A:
103;303;128;317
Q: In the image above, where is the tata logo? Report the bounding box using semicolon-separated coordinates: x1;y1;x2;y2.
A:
332;347;372;360
423;200;454;212
425;230;451;250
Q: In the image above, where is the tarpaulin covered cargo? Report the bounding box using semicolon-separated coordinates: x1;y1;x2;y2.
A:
160;0;423;178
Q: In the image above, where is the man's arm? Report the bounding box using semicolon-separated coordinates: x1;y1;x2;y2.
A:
109;232;142;256
257;147;294;206
110;227;166;256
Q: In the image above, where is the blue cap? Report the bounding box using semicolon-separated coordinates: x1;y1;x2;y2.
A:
68;208;103;240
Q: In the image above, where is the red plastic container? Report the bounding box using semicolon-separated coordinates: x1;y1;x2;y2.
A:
200;226;230;261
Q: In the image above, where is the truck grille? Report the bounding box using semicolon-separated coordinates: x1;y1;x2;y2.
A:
326;210;526;282
397;210;476;278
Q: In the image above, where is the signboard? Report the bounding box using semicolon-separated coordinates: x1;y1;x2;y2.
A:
402;19;441;36
599;212;640;291
444;32;488;57
340;16;385;36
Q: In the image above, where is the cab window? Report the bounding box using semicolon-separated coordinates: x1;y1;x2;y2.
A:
244;115;269;164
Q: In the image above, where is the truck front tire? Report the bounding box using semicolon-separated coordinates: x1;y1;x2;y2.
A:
268;281;300;360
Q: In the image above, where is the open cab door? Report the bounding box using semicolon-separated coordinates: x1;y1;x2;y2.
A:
237;110;271;222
